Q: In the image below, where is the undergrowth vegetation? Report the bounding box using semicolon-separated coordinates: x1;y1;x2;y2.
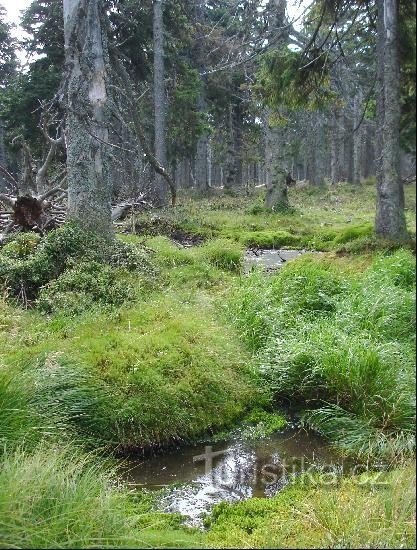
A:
0;444;202;549
127;181;416;252
0;183;415;548
0;224;154;303
228;250;416;460
204;464;416;548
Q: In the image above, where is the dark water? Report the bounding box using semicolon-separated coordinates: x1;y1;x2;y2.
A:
123;429;343;526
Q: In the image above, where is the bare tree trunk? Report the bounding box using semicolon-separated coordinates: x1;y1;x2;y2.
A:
343;113;354;183
353;89;363;184
363;121;375;179
0;122;8;192
64;0;112;236
375;0;407;239
330;109;342;184
264;116;288;210
224;102;243;191
153;0;168;205
195;79;209;193
207;139;213;188
307;114;325;185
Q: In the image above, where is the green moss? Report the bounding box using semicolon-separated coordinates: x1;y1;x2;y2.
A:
7;293;263;450
332;222;374;244
239;230;302;249
203;465;416;548
239;409;287;440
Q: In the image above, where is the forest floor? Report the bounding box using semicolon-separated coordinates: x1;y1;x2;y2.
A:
0;180;415;548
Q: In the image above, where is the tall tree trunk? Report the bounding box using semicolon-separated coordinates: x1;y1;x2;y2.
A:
375;0;407;239
363;121;375;179
224;102;243;191
306;113;325;186
264;116;288;210
193;0;210;194
0;121;7;192
64;0;112;236
195;85;209;192
330;108;342;184
353;89;363;184
233;102;243;188
343;113;354;183
153;0;169;205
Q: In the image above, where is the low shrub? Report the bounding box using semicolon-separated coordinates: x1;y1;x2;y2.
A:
0;224;154;302
1;232;41;259
37;261;136;314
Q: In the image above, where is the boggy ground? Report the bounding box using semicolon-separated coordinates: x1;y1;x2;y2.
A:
0;181;415;548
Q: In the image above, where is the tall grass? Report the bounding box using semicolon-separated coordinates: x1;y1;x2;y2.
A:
0;445;202;549
228;250;416;460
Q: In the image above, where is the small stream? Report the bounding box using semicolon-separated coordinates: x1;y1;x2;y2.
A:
244;249;310;273
123;428;344;527
122;248;334;527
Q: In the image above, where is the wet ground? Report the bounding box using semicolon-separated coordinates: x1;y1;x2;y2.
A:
123;429;344;527
244;249;309;273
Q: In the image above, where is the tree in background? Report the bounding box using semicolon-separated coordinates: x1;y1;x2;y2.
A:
0;0;414;241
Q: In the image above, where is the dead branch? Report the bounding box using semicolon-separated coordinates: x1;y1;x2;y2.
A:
38;186;67;202
0;193;16;209
109;49;177;207
0;163;19;193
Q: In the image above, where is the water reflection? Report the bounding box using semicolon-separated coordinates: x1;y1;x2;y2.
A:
123;429;343;526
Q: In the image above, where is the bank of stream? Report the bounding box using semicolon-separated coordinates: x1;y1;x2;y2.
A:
120;247;328;527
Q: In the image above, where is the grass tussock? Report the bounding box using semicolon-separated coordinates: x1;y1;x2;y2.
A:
0;445;202;549
228;249;416;460
3;293;263;451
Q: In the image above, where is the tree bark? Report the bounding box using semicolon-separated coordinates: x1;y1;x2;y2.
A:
153;0;169;205
224;102;244;191
264;116;289;211
375;0;407;239
330;108;343;184
306;113;325;186
63;0;112;237
353;89;363;185
195;84;209;193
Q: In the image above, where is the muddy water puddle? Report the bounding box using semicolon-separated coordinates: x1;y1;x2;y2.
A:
123;429;343;527
244;249;311;273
